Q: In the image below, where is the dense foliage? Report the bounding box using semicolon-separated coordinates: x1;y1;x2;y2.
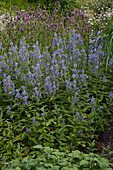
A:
0;0;113;169
2;145;113;169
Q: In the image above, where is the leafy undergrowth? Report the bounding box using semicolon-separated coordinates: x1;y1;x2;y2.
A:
2;145;113;170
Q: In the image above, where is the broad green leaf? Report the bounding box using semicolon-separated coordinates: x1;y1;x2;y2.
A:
52;166;60;170
44;163;53;168
69;150;81;158
43;147;53;153
80;160;89;166
61;167;69;170
98;161;110;169
15;167;21;170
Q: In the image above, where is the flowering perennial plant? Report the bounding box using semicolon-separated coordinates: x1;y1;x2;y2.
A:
1;28;113;161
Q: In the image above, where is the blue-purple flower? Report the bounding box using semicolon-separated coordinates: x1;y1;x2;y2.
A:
109;92;113;98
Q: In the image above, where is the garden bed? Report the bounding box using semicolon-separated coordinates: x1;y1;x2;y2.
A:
0;0;113;169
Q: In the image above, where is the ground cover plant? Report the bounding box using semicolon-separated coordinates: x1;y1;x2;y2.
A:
0;0;113;169
2;146;113;169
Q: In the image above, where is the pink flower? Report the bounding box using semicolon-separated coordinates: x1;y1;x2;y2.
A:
62;33;66;37
66;16;70;19
14;6;17;10
60;23;63;27
82;13;85;17
25;18;28;21
57;29;59;33
72;11;75;15
54;9;57;13
67;27;70;31
12;39;17;41
22;13;26;17
78;10;81;14
27;21;30;25
27;6;30;11
21;28;23;32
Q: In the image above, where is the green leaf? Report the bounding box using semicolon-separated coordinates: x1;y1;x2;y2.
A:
43;147;54;153
46;119;55;126
22;132;27;140
38;133;45;141
99;161;109;169
44;163;53;168
69;150;81;158
61;167;69;170
29;137;38;144
15;167;21;170
71;165;79;170
3;130;6;136
80;160;89;166
36;168;45;170
32;145;43;149
52;166;60;170
13;103;19;108
22;147;30;155
109;151;113;155
37;128;43;133
59;125;73;132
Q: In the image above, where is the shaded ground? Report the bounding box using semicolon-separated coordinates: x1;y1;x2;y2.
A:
97;115;113;168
